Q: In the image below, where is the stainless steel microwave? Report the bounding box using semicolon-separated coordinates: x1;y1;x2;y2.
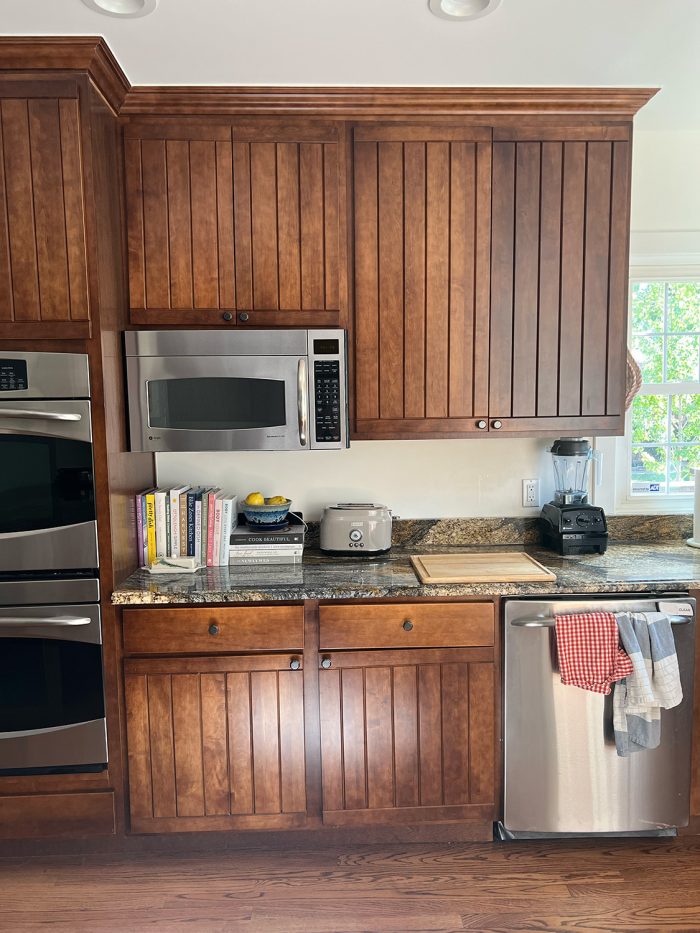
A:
125;329;349;452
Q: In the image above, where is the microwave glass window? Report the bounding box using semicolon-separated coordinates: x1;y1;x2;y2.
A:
0;436;95;534
0;638;104;732
147;377;287;431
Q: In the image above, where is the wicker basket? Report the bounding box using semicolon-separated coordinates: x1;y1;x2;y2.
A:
625;350;643;410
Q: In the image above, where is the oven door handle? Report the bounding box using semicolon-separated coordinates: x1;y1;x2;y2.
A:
0;409;81;422
0;615;92;627
511;614;691;627
297;358;308;447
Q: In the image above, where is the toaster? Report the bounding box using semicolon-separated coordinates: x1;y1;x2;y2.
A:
320;503;392;555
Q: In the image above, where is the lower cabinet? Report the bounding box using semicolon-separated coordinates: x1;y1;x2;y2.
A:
124;653;306;833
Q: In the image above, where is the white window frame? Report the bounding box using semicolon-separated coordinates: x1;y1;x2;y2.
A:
593;266;700;515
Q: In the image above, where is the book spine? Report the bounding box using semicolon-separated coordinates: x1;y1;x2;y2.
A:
154;491;167;559
229;555;302;566
170;490;180;558
142;496;149;566
165;497;171;559
206;493;217;567
135;494;144;567
186;492;196;557
219;498;232;567
179;492;188;556
230;546;303;558
212;498;223;566
230;533;304;545
145;493;157;566
200;493;209;566
194;498;202;564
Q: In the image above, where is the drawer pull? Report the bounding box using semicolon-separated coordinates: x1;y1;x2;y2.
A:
402;619;414;631
289;657;301;671
321;656;332;669
208;624;220;636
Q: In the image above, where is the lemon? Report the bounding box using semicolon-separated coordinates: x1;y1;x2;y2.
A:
245;492;265;506
267;495;288;505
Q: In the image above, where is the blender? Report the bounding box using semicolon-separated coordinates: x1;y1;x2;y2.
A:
540;437;608;555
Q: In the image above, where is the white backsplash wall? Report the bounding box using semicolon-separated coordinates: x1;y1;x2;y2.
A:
155;439;555;521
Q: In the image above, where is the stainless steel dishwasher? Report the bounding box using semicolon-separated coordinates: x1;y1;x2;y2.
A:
501;595;695;838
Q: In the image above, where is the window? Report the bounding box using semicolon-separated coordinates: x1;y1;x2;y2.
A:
594;277;700;515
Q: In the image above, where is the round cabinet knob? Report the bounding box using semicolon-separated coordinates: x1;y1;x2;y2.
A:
402;619;414;632
208;623;220;636
238;312;250;322
321;656;332;669
222;311;233;322
289;657;301;671
476;420;487;430
349;529;363;542
492;420;503;430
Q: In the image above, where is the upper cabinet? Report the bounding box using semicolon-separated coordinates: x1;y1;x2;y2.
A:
0;79;91;339
352;124;492;438
488;125;631;436
124;120;345;327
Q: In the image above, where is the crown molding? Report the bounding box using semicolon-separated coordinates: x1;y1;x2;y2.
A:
120;85;658;119
0;37;131;113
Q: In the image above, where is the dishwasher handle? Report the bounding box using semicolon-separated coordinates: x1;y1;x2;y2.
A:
512;614;691;627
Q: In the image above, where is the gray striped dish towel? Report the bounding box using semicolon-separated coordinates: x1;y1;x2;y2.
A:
613;612;683;757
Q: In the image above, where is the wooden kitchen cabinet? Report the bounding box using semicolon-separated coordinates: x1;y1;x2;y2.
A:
124;119;344;328
0;78;91;339
488;125;632;435
124;653;307;833
352;123;492;439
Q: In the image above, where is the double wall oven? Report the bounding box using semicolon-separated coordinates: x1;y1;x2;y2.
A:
0;352;107;774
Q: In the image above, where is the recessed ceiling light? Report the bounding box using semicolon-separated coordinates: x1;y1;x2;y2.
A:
428;0;502;21
80;0;158;17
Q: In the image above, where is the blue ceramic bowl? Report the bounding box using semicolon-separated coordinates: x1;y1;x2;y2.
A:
242;499;292;525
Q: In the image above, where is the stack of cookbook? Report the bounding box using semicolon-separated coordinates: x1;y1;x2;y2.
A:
229;515;305;566
136;486;237;568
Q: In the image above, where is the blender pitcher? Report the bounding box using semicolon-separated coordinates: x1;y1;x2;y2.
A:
550;438;593;505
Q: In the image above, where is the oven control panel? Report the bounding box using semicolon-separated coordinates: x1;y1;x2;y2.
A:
0;359;28;392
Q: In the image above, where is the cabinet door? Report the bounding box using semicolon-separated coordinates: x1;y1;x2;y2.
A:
124;120;343;327
489;125;632;436
319;648;496;825
0;80;90;339
124;654;306;833
352;124;492;439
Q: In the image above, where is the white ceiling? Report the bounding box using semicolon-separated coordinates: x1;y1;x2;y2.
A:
1;0;699;130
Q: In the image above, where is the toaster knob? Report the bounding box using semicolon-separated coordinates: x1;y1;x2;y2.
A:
349;529;363;542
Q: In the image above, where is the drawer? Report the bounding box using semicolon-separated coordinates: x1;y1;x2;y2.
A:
319;602;494;650
0;791;115;839
122;606;304;655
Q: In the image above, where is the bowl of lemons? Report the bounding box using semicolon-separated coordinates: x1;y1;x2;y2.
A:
242;492;292;525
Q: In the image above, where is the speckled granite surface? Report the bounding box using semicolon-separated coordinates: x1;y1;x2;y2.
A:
112;540;700;605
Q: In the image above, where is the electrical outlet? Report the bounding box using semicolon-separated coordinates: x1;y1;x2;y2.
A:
522;478;540;508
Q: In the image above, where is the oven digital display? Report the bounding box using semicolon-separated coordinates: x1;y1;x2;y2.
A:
0;360;28;392
313;339;339;356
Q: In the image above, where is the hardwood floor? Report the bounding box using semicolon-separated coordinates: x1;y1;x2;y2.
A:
1;838;700;932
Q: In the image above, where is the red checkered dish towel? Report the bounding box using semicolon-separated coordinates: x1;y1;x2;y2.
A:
555;611;633;695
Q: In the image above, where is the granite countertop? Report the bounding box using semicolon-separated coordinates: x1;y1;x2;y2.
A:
111;540;700;605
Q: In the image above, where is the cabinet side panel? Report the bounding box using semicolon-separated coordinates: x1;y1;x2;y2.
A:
607;138;631;417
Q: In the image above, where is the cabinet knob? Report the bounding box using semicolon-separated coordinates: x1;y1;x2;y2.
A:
321;656;332;669
222;311;233;322
492;420;503;430
289;657;301;671
402;619;414;631
208;623;220;636
239;312;250;322
476;420;487;430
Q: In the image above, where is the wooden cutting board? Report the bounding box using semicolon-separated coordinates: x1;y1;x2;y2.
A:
410;551;556;584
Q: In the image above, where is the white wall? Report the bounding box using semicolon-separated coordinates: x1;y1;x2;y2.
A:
156;131;700;521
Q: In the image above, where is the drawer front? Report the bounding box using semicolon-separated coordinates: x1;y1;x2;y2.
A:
123;606;304;655
319;602;494;650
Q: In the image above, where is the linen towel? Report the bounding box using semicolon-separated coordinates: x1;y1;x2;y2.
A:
613;612;683;757
555;610;633;695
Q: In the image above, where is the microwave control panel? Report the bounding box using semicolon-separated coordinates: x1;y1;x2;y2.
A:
314;360;341;443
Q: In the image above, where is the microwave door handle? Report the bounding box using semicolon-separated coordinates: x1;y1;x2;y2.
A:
297;358;308;447
0;616;91;627
0;409;81;422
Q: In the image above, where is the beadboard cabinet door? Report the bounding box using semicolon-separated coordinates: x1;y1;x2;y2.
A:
0;80;90;339
124;120;344;327
489;124;632;436
124;653;307;833
319;648;496;825
352;124;492;439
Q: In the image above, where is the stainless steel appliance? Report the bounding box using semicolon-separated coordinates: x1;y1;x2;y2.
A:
502;595;695;837
541;437;608;555
0;576;107;775
320;503;392;555
0;351;98;573
125;329;348;452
